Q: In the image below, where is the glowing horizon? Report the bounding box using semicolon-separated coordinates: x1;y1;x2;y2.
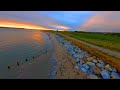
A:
0;19;54;30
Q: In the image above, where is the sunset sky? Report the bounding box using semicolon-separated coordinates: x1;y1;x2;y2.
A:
0;11;120;32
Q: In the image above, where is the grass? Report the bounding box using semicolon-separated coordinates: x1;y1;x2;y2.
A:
58;31;120;52
51;31;120;73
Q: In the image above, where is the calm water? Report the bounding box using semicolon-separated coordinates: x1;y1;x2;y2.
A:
0;28;50;78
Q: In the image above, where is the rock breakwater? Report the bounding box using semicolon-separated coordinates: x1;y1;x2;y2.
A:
56;34;120;79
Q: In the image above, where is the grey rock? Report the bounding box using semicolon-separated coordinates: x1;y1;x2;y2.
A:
101;69;111;74
87;67;94;74
86;62;95;67
87;74;99;79
81;67;87;73
100;70;110;79
82;63;90;70
73;54;78;58
96;63;104;68
77;63;82;68
92;66;101;75
86;57;94;62
104;64;113;71
92;59;98;63
98;60;105;65
80;60;85;65
110;72;120;79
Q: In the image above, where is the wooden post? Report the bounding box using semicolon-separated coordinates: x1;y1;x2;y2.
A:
17;61;19;66
8;66;10;69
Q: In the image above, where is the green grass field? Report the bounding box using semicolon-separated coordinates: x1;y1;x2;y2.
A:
58;31;120;52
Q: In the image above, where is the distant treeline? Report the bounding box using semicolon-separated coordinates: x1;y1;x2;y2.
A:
73;31;120;37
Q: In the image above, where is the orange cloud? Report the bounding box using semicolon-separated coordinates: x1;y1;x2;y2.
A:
0;19;52;30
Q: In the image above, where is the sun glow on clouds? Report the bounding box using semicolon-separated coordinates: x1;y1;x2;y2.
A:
53;25;70;30
0;19;53;30
79;11;120;32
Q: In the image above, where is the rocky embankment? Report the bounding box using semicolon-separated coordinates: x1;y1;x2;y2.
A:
56;34;120;79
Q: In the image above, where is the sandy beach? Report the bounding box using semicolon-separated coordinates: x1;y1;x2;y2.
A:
49;33;87;79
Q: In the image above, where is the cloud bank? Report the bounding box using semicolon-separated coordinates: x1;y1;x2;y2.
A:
79;11;120;32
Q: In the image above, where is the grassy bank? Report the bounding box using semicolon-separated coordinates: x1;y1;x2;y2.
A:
52;31;120;73
58;31;120;52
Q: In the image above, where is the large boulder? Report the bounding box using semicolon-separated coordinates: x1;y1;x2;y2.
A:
101;69;111;74
87;67;94;74
81;58;88;62
96;63;104;68
104;64;113;71
100;69;110;79
82;63;90;70
77;50;82;54
98;60;105;66
110;72;120;79
86;62;95;67
92;66;101;75
77;62;82;68
73;54;78;59
81;67;87;73
87;74;99;79
80;59;85;64
86;57;94;62
77;52;85;59
92;59;98;63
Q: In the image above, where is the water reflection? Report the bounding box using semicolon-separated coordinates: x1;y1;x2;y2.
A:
0;28;48;78
32;32;43;43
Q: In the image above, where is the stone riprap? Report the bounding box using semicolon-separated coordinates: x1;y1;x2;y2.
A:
56;34;120;79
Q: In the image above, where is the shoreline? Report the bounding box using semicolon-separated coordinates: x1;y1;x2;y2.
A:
52;33;120;79
2;32;54;79
49;32;87;79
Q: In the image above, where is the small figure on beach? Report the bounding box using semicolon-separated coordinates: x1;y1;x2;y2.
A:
8;66;10;69
46;50;47;53
17;61;20;66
